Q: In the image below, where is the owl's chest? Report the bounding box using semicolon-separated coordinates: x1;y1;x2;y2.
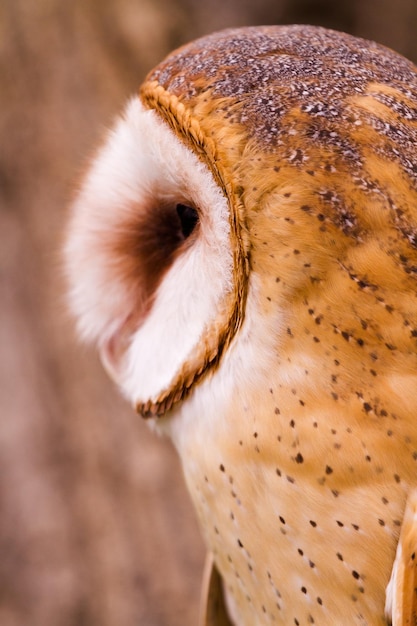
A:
170;376;411;626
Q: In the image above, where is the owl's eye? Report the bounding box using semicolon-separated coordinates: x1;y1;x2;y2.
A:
176;203;199;239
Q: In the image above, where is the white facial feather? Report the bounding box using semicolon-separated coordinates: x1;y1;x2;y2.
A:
165;272;287;446
65;97;233;404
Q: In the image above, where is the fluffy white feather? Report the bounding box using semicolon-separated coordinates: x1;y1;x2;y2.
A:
65;97;233;404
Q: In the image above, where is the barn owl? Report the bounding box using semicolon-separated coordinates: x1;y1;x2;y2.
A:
64;25;417;625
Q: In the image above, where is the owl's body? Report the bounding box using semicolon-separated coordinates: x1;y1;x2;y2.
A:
65;26;417;625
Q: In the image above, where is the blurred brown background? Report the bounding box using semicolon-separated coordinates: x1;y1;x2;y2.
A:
1;1;417;625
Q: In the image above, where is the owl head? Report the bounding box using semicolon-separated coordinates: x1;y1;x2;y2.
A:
65;25;417;420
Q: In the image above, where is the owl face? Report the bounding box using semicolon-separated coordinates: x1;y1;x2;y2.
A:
65;26;417;623
65;98;246;415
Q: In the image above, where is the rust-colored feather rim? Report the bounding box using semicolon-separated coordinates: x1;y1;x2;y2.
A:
137;81;250;418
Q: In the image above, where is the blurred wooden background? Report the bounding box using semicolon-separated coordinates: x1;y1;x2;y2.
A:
1;1;417;625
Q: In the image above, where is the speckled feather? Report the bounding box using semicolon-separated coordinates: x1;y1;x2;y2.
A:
138;26;417;625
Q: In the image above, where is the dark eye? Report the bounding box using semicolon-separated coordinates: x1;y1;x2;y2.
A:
176;204;199;239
